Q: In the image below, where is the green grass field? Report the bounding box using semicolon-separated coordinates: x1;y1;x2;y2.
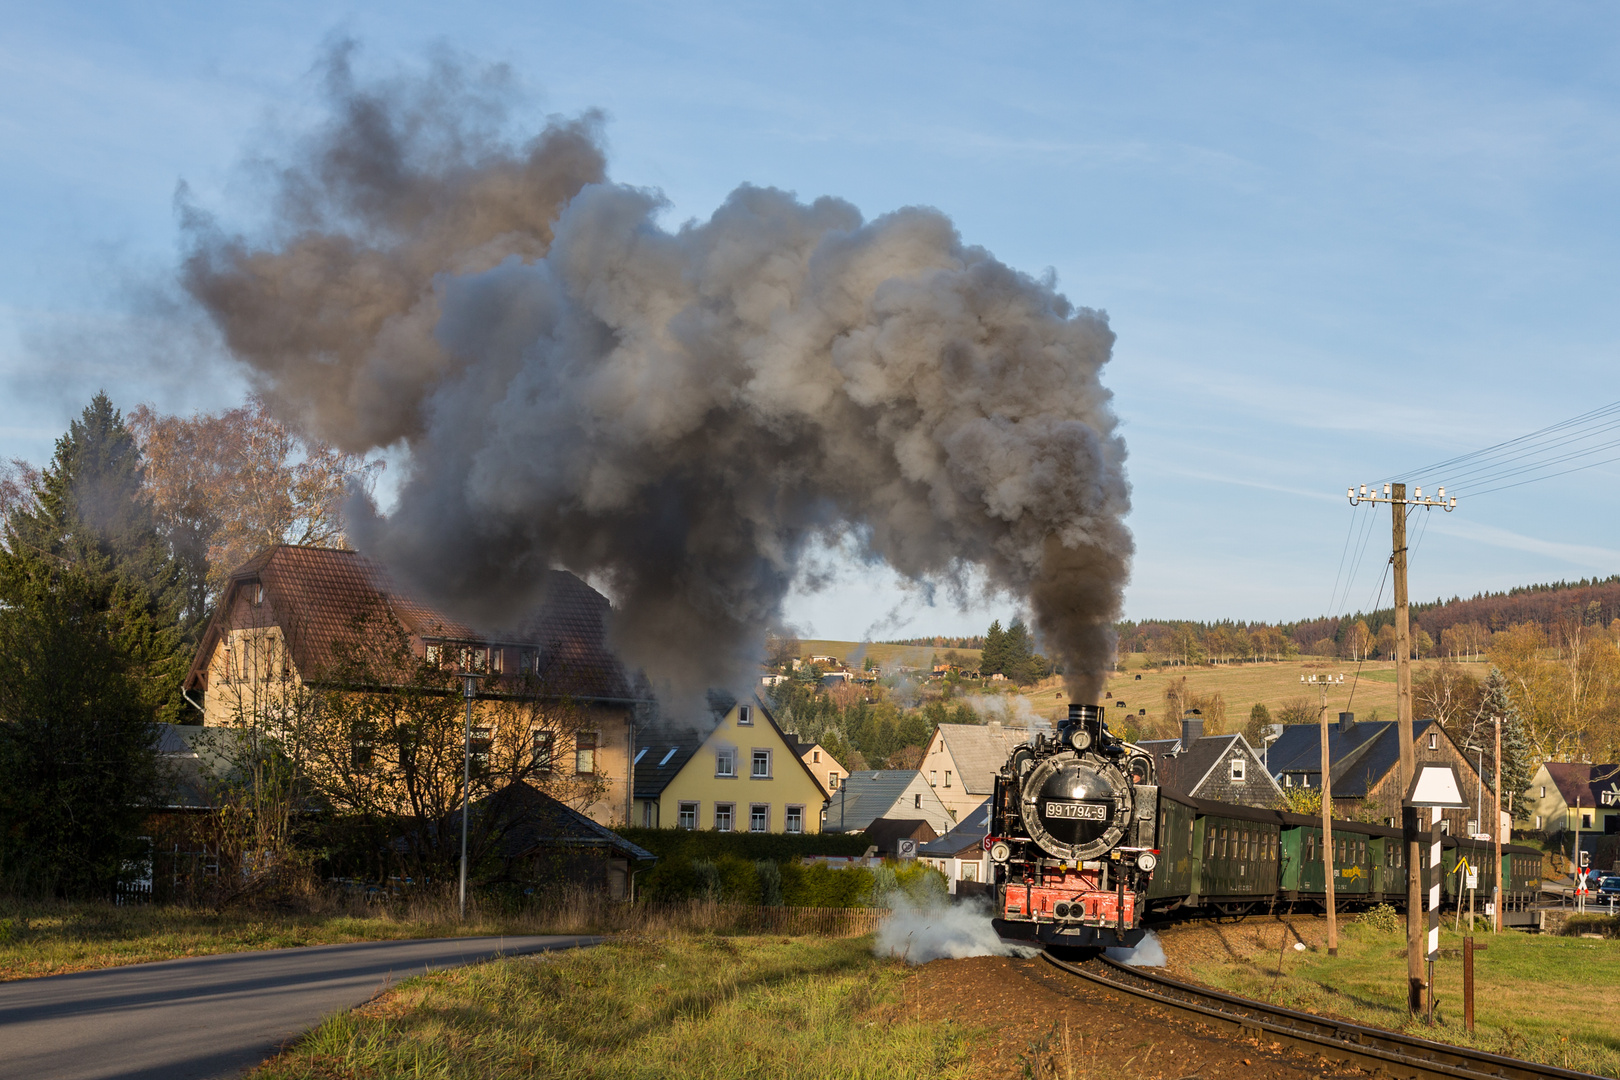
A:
1168;915;1620;1076
251;936;976;1080
796;639;983;669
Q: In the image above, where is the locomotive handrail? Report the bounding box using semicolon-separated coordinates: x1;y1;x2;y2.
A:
1042;952;1602;1080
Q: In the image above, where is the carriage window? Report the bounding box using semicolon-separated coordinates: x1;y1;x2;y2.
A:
1306;835;1315;862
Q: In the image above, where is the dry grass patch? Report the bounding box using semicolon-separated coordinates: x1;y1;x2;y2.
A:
252;935;976;1080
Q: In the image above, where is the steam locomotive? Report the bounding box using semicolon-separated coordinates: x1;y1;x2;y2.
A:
988;703;1160;958
987;703;1545;959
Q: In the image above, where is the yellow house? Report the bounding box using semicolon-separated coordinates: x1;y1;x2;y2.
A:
634;698;828;833
786;737;849;798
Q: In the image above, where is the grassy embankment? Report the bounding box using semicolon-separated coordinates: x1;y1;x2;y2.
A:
252;935;976;1080
0;895;555;982
1168;914;1620;1076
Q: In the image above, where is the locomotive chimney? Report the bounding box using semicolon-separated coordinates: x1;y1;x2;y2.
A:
1181;710;1204;746
1067;703;1103;725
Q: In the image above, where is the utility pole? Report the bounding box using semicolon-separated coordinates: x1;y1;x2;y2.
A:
1493;714;1503;933
459;671;484;921
1303;672;1344;955
1347;480;1455;1014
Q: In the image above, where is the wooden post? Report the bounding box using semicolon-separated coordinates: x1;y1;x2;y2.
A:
1464;934;1475;1033
1319;695;1338;955
1393;483;1422;1014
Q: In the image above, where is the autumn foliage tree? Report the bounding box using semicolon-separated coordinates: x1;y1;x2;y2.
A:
129;396;381;618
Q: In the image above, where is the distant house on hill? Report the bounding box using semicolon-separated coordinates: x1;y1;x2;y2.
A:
825;770;954;834
1518;762;1620;837
632;696;828;834
1266;714;1488;834
920;721;1053;823
1138;715;1284;809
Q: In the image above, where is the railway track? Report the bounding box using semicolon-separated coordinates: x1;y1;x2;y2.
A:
1041;952;1603;1080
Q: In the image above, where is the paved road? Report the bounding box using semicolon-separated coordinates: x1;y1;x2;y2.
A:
0;934;596;1080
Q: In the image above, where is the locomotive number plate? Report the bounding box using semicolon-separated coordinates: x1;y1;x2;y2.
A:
1043;801;1108;821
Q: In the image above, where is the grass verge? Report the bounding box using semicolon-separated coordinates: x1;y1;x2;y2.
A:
252;934;975;1080
0;895;531;982
1165;913;1620;1076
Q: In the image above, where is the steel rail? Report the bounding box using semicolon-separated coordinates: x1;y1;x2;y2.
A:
1040;953;1602;1080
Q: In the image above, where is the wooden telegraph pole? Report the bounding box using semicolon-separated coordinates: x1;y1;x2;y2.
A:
1493;714;1503;933
1347;481;1455;1014
1304;673;1345;955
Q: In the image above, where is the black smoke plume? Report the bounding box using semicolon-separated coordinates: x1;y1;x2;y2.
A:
182;46;1133;711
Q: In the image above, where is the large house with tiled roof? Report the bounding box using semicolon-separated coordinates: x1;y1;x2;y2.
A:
1267;713;1489;835
181;544;651;828
1138;715;1284;809
632;696;828;833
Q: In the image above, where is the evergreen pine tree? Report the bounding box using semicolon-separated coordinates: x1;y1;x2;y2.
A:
1003;619;1035;684
1469;667;1535;824
4;392;190;722
0;394;183;895
981;619;1007;676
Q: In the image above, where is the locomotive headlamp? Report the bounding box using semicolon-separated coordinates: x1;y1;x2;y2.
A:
989;840;1011;863
1070;728;1093;751
1137;852;1158;872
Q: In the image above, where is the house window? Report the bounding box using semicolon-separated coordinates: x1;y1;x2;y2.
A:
641;802;656;827
785;805;804;834
426;643;441;665
750;804;769;832
1540;785;1546;798
489;648;503;674
1302;774;1311;788
351;726;374;771
715;803;734;832
914;793;922;809
716;749;736;778
828;773;839;791
1284;774;1293;788
738;705;753;725
1440;819;1451;835
678;802;698;830
1583;813;1593;829
813;750;821;763
531;731;554;773
752;749;772;778
1535;814;1542;829
944;771;952;788
470;728;492;774
575;731;597;776
1427;732;1437;751
929;770;937;786
1230;757;1246;782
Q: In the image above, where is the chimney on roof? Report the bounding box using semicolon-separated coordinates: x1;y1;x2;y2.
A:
1181;710;1203;747
988;720;1002;735
1338;711;1355;734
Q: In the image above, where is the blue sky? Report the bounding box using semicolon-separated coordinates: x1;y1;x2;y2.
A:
3;2;1618;640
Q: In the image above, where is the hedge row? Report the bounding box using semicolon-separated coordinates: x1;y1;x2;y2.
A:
638;853;946;909
617;827;872;862
1562;913;1620;938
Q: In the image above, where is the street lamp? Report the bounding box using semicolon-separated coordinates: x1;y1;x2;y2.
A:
459;671;485;920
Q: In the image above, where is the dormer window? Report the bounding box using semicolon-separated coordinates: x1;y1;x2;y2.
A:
252;583;264;606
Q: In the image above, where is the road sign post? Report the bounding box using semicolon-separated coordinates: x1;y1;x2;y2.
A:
1404;763;1468;1027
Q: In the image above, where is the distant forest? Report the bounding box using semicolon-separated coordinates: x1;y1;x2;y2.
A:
1118;574;1620;659
881;634;987;649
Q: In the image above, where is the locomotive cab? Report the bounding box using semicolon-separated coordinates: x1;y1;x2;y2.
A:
987;703;1159;956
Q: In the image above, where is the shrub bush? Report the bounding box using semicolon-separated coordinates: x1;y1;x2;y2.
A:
618;828;870;862
1357;903;1401;934
1562;914;1620;938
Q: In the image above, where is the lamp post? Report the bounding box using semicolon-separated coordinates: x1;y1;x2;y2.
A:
1303;672;1344;955
459;671;484;921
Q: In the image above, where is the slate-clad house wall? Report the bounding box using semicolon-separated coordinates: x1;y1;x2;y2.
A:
1139;715;1285;809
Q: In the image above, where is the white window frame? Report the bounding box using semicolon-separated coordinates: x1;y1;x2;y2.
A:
750;803;769;832
737;705;753;725
828;773;839;790
785;804;804;834
574;730;598;776
531;730;555;774
914;793;922;809
944;771;952;788
752;748;772;779
678;801;698;830
929;770;937;786
715;803;734;832
716;749;736;778
1428;732;1437;750
1230;757;1246;782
